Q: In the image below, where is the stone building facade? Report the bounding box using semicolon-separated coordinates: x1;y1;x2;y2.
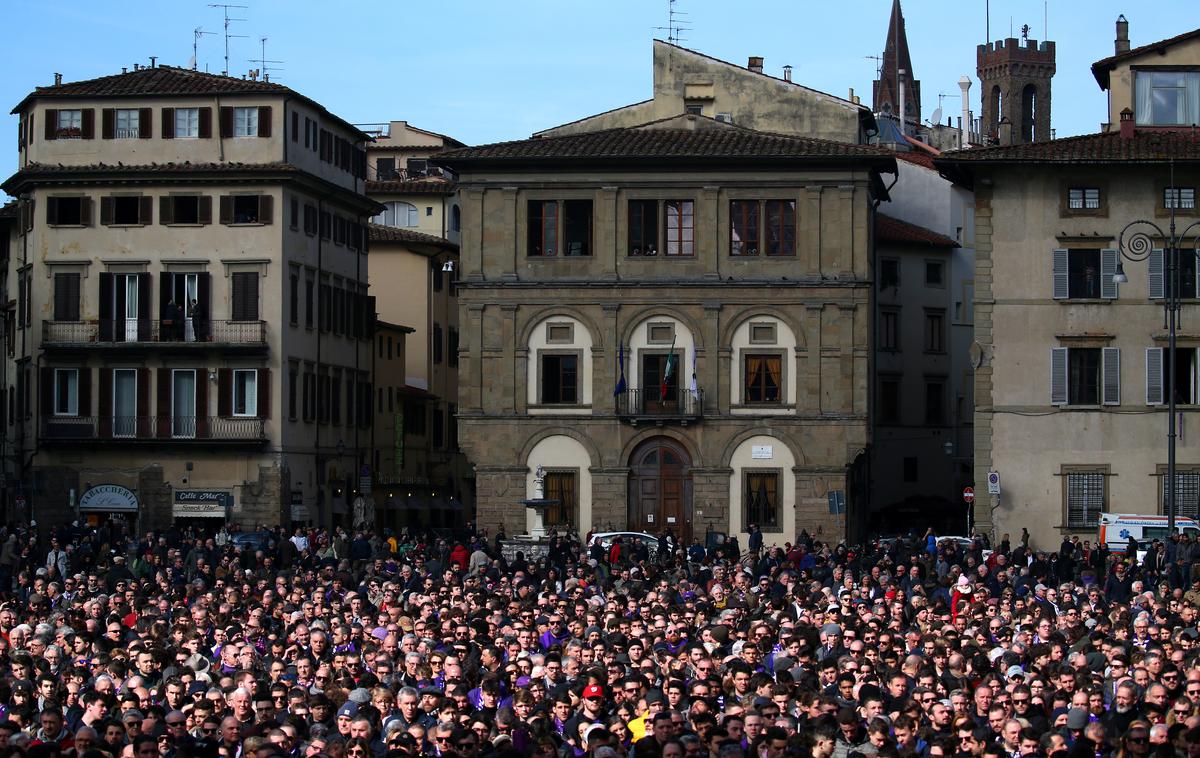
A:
2;65;377;535
437;114;895;546
939;20;1200;547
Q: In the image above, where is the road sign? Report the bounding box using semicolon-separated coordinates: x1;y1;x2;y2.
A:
963;487;975;504
987;471;1001;495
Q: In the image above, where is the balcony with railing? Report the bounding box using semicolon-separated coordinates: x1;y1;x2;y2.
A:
41;415;267;444
43;320;267;350
615;387;704;425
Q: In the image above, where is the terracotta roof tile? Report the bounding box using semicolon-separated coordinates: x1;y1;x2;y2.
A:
11;65;371;139
367;224;458;250
2;161;298;193
435;115;895;166
876;214;958;248
1091;28;1200;88
935;129;1200;166
895;151;937;170
23;65;286;102
366;179;458;195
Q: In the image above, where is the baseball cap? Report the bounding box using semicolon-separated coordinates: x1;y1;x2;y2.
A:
583;684;604;699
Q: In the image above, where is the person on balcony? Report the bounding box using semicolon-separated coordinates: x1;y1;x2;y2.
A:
162;299;182;341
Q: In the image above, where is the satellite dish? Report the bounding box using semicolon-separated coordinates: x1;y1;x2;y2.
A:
930;107;944;126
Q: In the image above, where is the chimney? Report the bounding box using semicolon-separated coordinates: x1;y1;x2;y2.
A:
998;116;1014;146
959;76;973;148
1120;107;1135;139
782;64;792;82
1116;14;1130;55
748;56;764;74
53;72;62;86
149;56;157;68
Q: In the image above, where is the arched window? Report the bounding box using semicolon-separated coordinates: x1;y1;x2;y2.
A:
451;204;461;232
372;201;419;228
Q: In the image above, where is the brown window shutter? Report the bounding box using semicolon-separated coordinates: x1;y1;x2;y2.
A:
78;368;92;416
197;195;212;225
258;106;272;137
81;109;95;139
137;368;151;437
219;107;233;138
101;108;115;140
218;368;232;416
44;109;57;140
45;196;59;225
257;368;271;418
258;195;273;225
156;368;171;438
25;113;33;146
98;370;112;437
161;108;175;139
198;107;212;138
79;197;92;227
100;196;114;226
219;195;233;225
138;108;152;138
40;367;53;419
291;111;298;142
159;196;174;225
138;195;152;225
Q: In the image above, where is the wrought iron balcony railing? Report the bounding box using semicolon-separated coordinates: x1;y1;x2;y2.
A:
615;387;703;422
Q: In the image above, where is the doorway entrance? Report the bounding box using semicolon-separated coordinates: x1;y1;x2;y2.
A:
628;437;692;543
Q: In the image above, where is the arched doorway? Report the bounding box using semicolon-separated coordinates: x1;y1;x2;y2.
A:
629;437;693;542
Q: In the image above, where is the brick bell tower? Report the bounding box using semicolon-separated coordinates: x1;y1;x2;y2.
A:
977;34;1056;145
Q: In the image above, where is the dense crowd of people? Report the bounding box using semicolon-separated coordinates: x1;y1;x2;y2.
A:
0;519;1198;758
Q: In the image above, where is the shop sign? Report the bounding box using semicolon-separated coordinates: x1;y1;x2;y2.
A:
78;485;138;512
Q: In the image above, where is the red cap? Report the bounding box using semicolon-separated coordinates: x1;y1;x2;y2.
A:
583;684;604;699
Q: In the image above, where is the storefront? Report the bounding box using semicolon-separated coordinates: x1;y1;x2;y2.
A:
78;484;139;536
173;490;231;533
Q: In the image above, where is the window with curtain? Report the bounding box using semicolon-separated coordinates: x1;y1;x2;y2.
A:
744;354;782;404
744;471;781;532
1135;70;1200;125
730;200;760;256
664;200;694;256
373;201;419;228
764;200;796;256
543;470;577;527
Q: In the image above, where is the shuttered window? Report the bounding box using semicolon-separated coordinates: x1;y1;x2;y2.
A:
1052;248;1120;299
53;273;80;321
1052;347;1119;406
231;272;259;321
1147;347;1165;405
1065;468;1106;528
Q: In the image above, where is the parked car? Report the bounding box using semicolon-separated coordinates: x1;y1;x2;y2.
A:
588;531;660;560
938;535;993;560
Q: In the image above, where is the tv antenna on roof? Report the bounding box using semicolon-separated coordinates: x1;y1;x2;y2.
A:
864;54;883;79
654;0;691;45
208;3;248;76
191;27;216;71
249;37;284;81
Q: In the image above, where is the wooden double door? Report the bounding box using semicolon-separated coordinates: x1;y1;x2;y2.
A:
628;437;693;543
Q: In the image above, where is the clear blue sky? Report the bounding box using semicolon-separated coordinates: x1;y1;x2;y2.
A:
0;0;1193;184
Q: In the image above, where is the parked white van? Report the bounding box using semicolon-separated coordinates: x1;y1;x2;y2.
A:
1098;512;1200;555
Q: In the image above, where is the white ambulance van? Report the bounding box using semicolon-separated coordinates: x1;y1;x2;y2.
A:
1098;512;1200;555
